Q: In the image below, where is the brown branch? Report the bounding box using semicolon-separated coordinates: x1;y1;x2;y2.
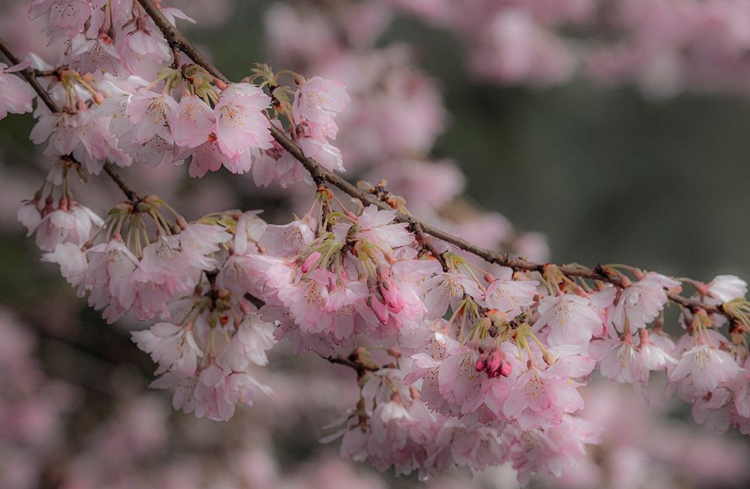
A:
135;0;228;84
0;35;139;202
119;0;744;324
412;222;449;272
103;163;139;202
325;349;382;377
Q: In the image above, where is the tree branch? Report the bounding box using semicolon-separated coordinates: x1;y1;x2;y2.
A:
102;1;741;323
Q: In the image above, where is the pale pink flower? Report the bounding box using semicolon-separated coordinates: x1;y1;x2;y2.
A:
337;205;412;254
219;146;257;175
224;372;272;408
503;361;585;430
327;285;371;342
41;242;87;290
366;268;426;333
123;241;190;321
145;236;193;285
0;63;34;120
533;294;602;351
159;4;197;26
482;278;538;319
435;347;485;415
435;343;521;421
179;134;260;177
191;365;235;421
297;137;345;173
68;32;124;76
179;138;223;177
188;365;270;422
214;83;273;157
33;202;102;252
293;76;350;140
31;109;131;174
232;253;296;302
638;340;677;374
131;322;203;376
252;143;308;187
692;386;733;433
339;390;442;477
232;211;267;256
126;90;177;145
279;269;332;334
119;25;171;73
695;275;750;327
670;343;742;399
17;200;42;236
168;94;215;148
612;272;680;333
84;239;139;323
500;414;602;486
217;313;276;372
258;219;315;257
121;134;180;168
174;222;232;271
598;336;644;384
28;0;93;43
706;275;747;302
422;271;483;320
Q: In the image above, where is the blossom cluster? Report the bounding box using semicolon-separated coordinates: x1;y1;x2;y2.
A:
5;0;750;487
3;307;749;489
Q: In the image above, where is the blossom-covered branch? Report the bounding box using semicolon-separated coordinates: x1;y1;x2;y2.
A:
133;0;733;326
5;0;750;486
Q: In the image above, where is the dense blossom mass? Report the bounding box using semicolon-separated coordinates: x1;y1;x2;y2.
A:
4;0;750;487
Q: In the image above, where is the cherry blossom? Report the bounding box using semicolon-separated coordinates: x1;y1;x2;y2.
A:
0;62;34;120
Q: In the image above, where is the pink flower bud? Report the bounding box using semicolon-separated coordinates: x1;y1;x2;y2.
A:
301;251;321;273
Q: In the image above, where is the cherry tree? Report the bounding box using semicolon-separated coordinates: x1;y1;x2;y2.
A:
2;0;750;487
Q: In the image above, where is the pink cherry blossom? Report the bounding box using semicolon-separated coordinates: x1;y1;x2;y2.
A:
481;278;538;319
533;294;603;351
174;222;232;271
41;242;88;290
598;335;644;384
0;63;34;120
297;137;345;173
214;83;273;157
217;313;276;372
500;414;602;485
706;275;748;302
612;273;680;333
168;94;216;148
421;271;483;320
126;90;177;145
293;76;351;140
670;342;743;401
503;361;585;430
28;0;93;44
33;201;103;252
132;322;204;376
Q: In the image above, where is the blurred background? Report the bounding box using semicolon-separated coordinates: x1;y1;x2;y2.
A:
2;0;750;488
